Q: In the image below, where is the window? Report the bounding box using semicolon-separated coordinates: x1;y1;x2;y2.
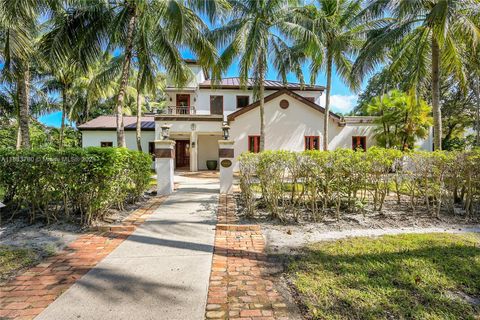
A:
248;136;261;153
352;136;367;151
304;97;315;103
100;141;113;147
148;142;155;159
236;96;250;109
210;95;223;115
305;136;320;150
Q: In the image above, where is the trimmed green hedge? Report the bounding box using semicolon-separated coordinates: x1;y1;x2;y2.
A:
0;147;152;224
239;148;480;222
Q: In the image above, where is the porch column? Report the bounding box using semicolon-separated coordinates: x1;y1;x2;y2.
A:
155;139;176;195
190;131;198;172
218;140;234;194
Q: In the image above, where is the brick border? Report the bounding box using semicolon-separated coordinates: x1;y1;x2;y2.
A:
205;194;289;320
0;196;166;320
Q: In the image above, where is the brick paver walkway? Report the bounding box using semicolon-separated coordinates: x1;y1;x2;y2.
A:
205;195;289;320
0;197;165;320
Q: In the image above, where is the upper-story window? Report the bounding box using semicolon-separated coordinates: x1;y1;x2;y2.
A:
210;95;223;115
248;136;261;153
236;96;250;108
176;94;190;106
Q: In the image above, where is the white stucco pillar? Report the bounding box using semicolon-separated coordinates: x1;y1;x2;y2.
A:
190;131;198;172
218;140;234;194
155;139;175;195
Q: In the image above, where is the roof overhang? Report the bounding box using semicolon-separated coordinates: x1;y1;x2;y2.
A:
227;89;341;123
154;115;224;122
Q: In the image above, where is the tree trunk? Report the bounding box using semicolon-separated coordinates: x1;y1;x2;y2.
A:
258;55;266;152
475;78;480;146
323;52;333;151
136;88;143;152
60;87;67;149
16;124;22;150
115;5;137;148
18;66;30;149
431;37;442;150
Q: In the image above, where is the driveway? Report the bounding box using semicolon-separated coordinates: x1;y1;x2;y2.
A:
36;173;219;320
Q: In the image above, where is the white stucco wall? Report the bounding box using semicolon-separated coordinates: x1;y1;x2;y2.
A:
228;94;380;170
81;130;156;152
197;135;221;170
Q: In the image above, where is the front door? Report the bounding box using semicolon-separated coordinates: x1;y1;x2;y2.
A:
175;140;190;169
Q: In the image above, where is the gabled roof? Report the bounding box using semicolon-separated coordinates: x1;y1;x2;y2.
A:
78;116;155;131
200;78;325;91
227;89;341;122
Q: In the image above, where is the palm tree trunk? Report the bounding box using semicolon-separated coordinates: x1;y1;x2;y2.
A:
16;124;22;150
18;66;31;149
115;5;137;148
431;38;442;150
475;78;480;147
60;87;67;149
136;87;143;152
259;56;266;152
323;52;333;151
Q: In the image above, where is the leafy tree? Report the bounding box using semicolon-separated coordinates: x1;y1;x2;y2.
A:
298;0;366;150
46;0;219;148
366;90;432;150
353;0;480;150
211;0;310;151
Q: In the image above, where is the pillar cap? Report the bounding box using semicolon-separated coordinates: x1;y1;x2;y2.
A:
218;140;234;146
155;139;175;146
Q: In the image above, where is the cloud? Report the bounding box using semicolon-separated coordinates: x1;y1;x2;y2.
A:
320;94;358;114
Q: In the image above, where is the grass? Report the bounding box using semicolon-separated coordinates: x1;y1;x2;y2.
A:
287;233;480;320
0;246;38;281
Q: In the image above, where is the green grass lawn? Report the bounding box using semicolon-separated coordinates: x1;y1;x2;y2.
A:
0;246;38;281
287;233;480;320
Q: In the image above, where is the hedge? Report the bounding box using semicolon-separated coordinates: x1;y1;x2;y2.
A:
239;148;480;222
0;147;152;225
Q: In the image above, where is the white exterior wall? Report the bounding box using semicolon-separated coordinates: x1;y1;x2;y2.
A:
81;130;156;152
197;135;222;170
229;94;378;170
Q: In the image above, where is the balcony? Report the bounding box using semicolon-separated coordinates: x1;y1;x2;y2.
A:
158;105;196;115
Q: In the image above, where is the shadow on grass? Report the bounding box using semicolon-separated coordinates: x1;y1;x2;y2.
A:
281;233;480;320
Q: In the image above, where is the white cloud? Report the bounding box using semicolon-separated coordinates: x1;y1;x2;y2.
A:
320;94;358;114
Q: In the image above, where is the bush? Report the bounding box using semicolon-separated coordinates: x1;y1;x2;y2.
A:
238;148;480;221
0;147;152;225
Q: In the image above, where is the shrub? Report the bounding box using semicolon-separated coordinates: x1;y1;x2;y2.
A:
0;147;152;224
238;148;480;221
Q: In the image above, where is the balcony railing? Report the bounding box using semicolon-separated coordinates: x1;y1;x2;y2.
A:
161;106;196;115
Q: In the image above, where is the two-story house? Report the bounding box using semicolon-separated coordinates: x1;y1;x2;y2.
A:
79;60;433;171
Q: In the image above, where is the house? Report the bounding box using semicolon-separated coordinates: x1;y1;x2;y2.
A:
79;60;433;171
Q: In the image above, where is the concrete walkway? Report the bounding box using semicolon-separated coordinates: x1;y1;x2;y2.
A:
36;174;219;320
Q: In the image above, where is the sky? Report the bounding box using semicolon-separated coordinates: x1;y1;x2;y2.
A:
38;10;365;128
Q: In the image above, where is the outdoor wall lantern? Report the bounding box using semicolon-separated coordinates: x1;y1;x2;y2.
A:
191;123;197;131
222;122;230;140
161;123;172;140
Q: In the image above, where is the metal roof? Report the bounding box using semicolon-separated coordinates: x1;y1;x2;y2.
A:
199;77;325;91
78;116;155;130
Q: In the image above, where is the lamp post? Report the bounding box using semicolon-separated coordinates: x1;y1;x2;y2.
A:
222;122;230;140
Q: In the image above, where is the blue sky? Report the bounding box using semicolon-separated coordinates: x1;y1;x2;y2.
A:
39;61;362;127
39;11;365;128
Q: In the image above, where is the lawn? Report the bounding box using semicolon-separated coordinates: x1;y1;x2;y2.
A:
0;246;38;282
287;233;480;320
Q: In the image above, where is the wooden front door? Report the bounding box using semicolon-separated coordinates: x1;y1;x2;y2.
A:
175;140;190;168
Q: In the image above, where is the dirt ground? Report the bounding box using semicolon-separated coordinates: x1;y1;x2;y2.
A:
234;194;480;254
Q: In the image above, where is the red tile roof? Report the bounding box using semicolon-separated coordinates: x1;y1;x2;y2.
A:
200;77;324;91
78;116;155;130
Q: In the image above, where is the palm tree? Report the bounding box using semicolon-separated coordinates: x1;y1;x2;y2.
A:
353;0;480;150
211;0;310;151
46;0;219;148
0;0;42;149
297;0;365;150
